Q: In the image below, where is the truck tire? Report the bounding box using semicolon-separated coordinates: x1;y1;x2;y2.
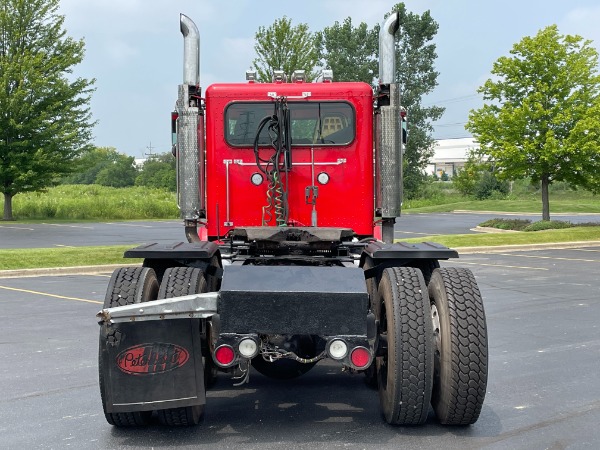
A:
362;256;378;388
377;267;434;425
156;267;208;426
157;406;203;427
428;268;488;425
99;267;159;427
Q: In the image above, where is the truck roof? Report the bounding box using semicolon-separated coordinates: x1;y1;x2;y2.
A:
205;81;374;100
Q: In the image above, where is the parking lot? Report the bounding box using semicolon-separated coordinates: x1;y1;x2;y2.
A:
1;246;599;449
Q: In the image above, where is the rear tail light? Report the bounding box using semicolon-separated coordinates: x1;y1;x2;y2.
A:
214;345;235;366
350;347;371;369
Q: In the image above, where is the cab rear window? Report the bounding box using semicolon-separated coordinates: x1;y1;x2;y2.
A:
225;102;355;147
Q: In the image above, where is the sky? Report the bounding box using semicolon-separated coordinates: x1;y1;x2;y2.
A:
57;0;600;158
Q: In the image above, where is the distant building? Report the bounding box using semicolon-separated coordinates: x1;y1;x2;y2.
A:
427;137;479;177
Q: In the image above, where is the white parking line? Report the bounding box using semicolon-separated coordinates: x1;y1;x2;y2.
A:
0;225;34;231
0;285;102;304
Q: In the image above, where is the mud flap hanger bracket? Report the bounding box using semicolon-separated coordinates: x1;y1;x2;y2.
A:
97;292;218;324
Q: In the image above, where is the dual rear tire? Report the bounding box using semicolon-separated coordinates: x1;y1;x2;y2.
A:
373;265;488;426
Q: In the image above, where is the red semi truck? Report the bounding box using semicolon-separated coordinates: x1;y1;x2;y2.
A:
97;12;488;428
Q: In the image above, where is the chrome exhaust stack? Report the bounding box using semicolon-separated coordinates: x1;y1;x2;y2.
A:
177;14;205;242
375;12;401;244
378;13;399;85
181;14;200;86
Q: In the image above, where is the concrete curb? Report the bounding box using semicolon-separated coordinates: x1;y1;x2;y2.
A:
471;226;520;233
2;241;600;277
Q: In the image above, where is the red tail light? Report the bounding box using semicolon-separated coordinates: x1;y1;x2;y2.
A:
350;347;371;368
214;345;235;366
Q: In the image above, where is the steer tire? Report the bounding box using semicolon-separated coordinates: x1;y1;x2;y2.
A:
377;267;434;425
99;267;159;427
428;267;488;425
155;267;207;426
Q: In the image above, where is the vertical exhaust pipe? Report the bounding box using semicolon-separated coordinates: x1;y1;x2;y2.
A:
376;12;401;244
181;14;200;86
177;14;204;242
378;13;400;85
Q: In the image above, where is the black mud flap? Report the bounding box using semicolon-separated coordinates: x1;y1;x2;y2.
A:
100;319;205;413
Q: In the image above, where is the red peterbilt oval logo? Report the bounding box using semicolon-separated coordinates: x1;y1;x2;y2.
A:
116;343;189;375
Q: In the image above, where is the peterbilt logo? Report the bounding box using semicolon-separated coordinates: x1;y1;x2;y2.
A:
116;343;189;375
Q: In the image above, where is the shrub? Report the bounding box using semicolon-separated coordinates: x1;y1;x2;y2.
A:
479;218;531;231
524;220;572;232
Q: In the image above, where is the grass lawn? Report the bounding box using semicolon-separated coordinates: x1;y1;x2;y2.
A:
404;198;600;214
0;246;142;271
402;226;600;248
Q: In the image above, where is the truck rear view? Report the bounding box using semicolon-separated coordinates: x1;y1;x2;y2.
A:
97;12;488;428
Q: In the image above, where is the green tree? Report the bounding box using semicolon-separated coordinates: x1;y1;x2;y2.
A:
386;4;445;199
135;152;176;191
253;17;321;82
62;147;137;187
95;153;137;188
0;0;95;220
466;25;600;220
454;153;510;200
320;17;378;83
62;146;117;185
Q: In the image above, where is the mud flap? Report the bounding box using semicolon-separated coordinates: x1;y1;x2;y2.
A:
100;318;205;413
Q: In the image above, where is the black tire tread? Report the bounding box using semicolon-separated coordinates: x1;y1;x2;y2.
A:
105;411;151;427
158;405;204;427
158;266;206;299
378;266;433;425
104;267;152;308
430;267;488;425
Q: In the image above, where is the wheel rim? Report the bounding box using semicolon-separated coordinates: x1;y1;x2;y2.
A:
431;303;441;385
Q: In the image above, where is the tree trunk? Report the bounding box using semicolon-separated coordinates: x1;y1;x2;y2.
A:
3;192;14;221
541;174;550;221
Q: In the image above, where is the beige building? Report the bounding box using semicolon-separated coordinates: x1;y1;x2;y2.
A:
427;137;479;177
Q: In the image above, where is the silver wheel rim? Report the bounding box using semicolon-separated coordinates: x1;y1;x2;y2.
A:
431;304;441;357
